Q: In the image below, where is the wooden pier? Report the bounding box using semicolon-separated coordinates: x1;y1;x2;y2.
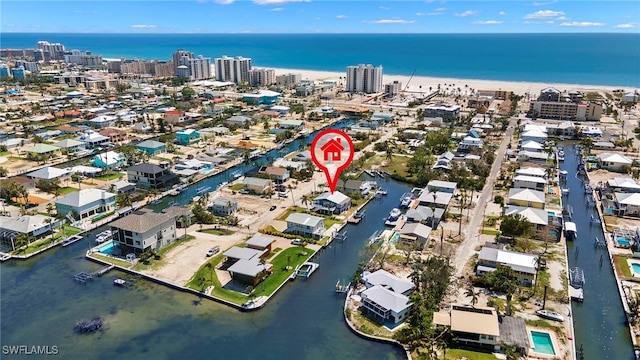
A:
61;235;84;247
0;252;11;262
96;265;115;277
74;272;94;285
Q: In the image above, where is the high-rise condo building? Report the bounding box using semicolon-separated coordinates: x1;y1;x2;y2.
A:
346;64;383;94
249;68;275;86
188;56;212;81
37;41;66;61
276;73;302;87
215;55;252;84
173;49;194;75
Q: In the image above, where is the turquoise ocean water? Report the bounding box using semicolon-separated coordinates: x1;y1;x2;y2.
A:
1;33;639;87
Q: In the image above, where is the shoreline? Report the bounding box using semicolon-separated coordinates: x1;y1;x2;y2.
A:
270;67;639;95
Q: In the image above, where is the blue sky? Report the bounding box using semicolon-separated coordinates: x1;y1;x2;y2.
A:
2;1;639;33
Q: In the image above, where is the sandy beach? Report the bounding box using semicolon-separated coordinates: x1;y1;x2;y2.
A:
272;67;638;96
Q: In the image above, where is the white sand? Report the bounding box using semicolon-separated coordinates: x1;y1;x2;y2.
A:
272;67;637;95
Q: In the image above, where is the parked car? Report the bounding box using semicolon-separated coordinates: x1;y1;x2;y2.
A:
206;246;220;257
239;189;250;195
291;239;303;245
269;205;277;211
278;192;288;198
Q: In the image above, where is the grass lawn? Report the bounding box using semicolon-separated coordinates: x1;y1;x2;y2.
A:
58;187;79;195
349;308;394;338
0;151;10;156
379;155;411;178
482;229;501;235
614;254;633;278
230;183;245;191
324;217;341;229
444;349;497;360
95;171;124;181
53;225;83;240
276;206;307;221
252;246;313;298
198;228;234;236
89;253;132;268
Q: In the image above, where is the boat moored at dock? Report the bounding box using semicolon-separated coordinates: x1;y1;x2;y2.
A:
536;309;565;322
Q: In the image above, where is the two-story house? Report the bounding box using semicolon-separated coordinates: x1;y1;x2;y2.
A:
476;246;538;286
360;269;414;326
126;163;179;189
110;207;189;253
55;188;116;220
508;188;545;209
176;129;201;145
285;213;325;239
210;197;238;216
312;191;351;215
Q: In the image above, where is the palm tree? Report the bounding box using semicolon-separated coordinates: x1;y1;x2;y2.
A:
14;233;29;253
501;343;524;360
465;285;479;308
287;184;295;206
301;194;310;210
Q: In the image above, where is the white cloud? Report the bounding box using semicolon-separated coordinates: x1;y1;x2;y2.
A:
472;20;503;25
365;19;415;24
455;11;478;17
270;7;284;11
559;21;605;27
336;15;348;19
131;24;157;29
214;0;235;4
379;6;390;10
524;10;565;19
253;0;309;5
615;23;637;29
434;7;446;12
498;11;506;16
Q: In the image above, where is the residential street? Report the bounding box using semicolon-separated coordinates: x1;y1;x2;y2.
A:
452;116;518;276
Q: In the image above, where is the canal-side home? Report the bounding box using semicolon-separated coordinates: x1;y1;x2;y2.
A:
507;188;545;209
243;177;272;195
0;214;61;247
512;175;547;191
476;246;538;286
110;207;188;253
360;269;414;326
285;213;325;240
223;246;272;286
55;188;116;220
312;191;351;215
209;197;238;216
503;205;549;232
136;140;166;156
433;304;500;351
126;163;179;189
597;153;633;172
607;178;640;193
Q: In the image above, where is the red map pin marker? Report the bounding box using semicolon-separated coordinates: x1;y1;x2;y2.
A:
310;129;355;193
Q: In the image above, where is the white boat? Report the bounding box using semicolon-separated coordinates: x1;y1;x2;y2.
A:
564;222;577;240
367;230;384;246
385;208;402;226
375;189;388;196
196;186;212;194
569;267;585;289
399;194;413;209
536;309;565;322
95;230;112;244
113;278;127;287
295;262;319;278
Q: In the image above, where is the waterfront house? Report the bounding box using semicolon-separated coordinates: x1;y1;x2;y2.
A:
210;197;238;216
76;130;110;149
508;188;545;209
597;153;633;172
608;178;640;193
285;213;325;240
0;214;61;247
243;177;272;195
110;207;188;253
27;166;71;181
279;119;304;130
136;140;166;156
126;163;179;189
176;129;201;145
99;128;127;143
398;222;432;246
53;139;86;155
93;151;125;169
246;234;274;254
521;128;547;144
581;126;603;138
517;151;549;164
336;179;369;195
503;205;549;231
109;180;136;194
417;191;453;209
476;246;538;286
432;152;455;171
360;269;414;326
406;205;444;228
512;175;547;191
426;180;457;194
433;304;500;351
515;166;547;179
258;166;290;184
55;188;116;220
312;191;351;215
23;143;60;158
292;150;312;162
520;140;544;153
498;316;530;357
223;246;272;286
613;192;640;217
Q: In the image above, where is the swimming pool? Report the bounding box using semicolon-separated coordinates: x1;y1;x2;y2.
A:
391;233;400;244
632;263;640;276
530;330;556;355
96;241;117;255
617;236;631;247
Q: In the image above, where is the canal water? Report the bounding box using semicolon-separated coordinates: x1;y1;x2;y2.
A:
561;144;634;360
1;118;410;359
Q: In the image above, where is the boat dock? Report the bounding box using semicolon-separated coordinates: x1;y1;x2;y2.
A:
96;265;115;277
74;272;94;285
0;252;11;262
335;279;350;293
294;262;319;279
61;234;83;247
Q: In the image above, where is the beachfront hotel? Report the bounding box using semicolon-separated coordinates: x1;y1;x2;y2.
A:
346;64;383;94
215;55;252;84
249;68;276;86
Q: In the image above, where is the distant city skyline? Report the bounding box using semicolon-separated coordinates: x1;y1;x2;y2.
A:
2;0;639;34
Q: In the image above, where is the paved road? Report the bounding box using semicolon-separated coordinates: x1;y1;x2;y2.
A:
453;116;518;277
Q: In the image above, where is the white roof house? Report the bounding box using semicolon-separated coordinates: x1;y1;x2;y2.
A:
286;213;324;228
512;174;547;188
27;166;70;180
504;205;549;226
360;285;411;321
615;192;640;206
521;128;547;143
516;167;547;178
362;269;414;295
55;188;116;208
581;126;603;137
426;180;457;194
0;214;59;238
314;191;350;207
520;140;544;152
399;222;432;244
508;188;545;206
598;153;633;172
478;247;538;275
608;178;640;192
